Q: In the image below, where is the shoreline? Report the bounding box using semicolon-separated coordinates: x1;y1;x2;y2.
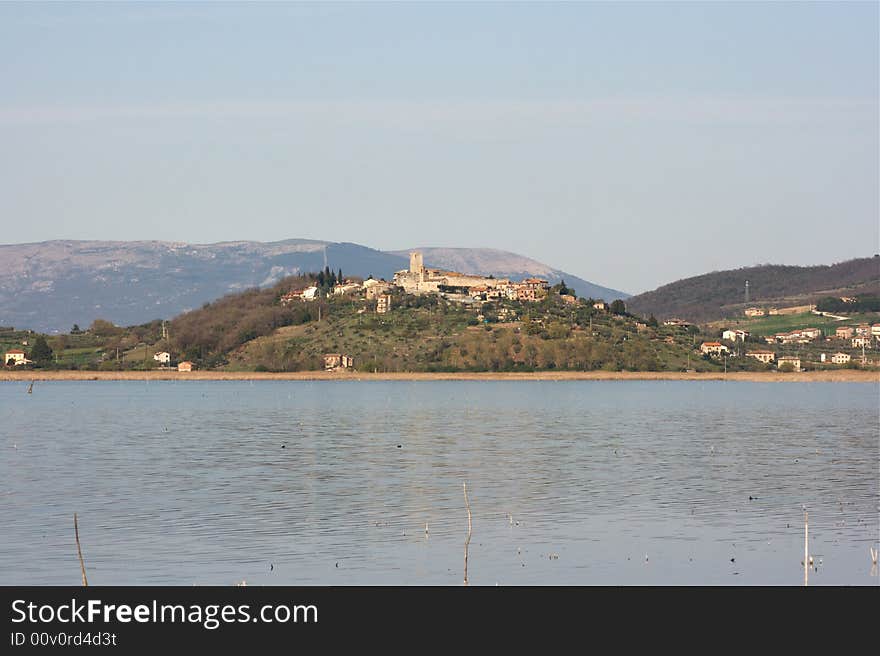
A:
1;370;877;383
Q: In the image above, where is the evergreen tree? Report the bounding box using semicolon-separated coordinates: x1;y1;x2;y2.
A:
30;335;53;364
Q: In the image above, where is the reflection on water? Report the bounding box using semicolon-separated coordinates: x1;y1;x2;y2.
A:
1;380;877;585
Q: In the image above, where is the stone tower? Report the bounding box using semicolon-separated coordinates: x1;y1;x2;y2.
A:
409;251;425;281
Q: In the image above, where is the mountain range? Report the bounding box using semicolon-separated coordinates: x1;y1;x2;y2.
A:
0;239;628;333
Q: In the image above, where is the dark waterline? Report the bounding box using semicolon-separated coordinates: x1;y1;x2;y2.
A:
1;380;878;585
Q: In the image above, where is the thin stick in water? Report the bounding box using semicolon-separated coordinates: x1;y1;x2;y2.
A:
463;482;472;586
803;510;808;587
74;513;88;587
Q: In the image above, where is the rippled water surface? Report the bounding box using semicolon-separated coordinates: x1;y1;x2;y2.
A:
1;380;877;585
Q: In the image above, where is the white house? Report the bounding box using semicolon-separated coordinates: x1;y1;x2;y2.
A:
831;352;851;364
153;351;170;364
700;342;729;356
722;329;749;342
4;349;30;366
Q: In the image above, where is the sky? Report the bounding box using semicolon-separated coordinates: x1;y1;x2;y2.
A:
0;1;877;294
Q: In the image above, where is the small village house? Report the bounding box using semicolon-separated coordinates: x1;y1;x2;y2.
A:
854;324;871;336
323;353;354;371
363;279;395;300
831;352;851;365
153;351;170;365
560;294;577;305
722;329;749;341
746;350;776;364
835;326;854;340
700;342;729;356
332;282;362;296
177;361;193;372
852;337;872;349
280;290;305;305
744;307;765;317
593;301;607;311
777;356;801;372
376;294;392;314
4;349;29;366
872;323;880;338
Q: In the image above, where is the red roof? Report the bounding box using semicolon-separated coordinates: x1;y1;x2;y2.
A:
5;349;25;354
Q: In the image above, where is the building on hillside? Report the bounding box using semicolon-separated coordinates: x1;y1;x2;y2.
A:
593;301;607;311
722;329;749;341
4;349;29;366
302;286;319;301
363;279;395;300
516;286;539;302
280;290;304;305
854;324;871;336
744;307;765;317
831;352;851;364
777;356;801;372
852;337;872;349
333;282;362;296
872;323;880;338
153;351;170;365
635;322;648;332
664;318;691;327
773;328;821;344
177;361;193;372
376;294;391;314
323;353;353;371
746;350;776;364
393;251;511;297
560;294;577;305
835;326;854;340
700;342;729;356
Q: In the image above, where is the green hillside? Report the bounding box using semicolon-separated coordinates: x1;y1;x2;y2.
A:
627;256;880;323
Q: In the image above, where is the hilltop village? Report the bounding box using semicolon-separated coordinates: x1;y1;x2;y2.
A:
2;251;879;374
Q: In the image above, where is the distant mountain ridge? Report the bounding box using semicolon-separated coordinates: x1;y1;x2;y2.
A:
625;256;880;323
0;239;627;332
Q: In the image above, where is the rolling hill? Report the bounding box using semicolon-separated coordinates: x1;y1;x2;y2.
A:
0;239;628;333
626;256;880;323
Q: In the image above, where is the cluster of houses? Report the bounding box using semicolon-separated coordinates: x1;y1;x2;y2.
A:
698;320;880;371
278;251;558;312
766;327;822;344
392;252;551;302
153;351;194;372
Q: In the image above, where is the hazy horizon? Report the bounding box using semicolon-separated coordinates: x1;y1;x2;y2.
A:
1;2;877;294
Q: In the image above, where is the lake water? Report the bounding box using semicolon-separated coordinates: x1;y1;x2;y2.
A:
1;380;877;586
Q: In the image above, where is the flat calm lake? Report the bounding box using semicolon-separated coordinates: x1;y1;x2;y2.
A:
1;380;877;585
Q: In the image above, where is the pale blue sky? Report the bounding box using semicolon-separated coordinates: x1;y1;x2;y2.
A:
1;1;877;293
